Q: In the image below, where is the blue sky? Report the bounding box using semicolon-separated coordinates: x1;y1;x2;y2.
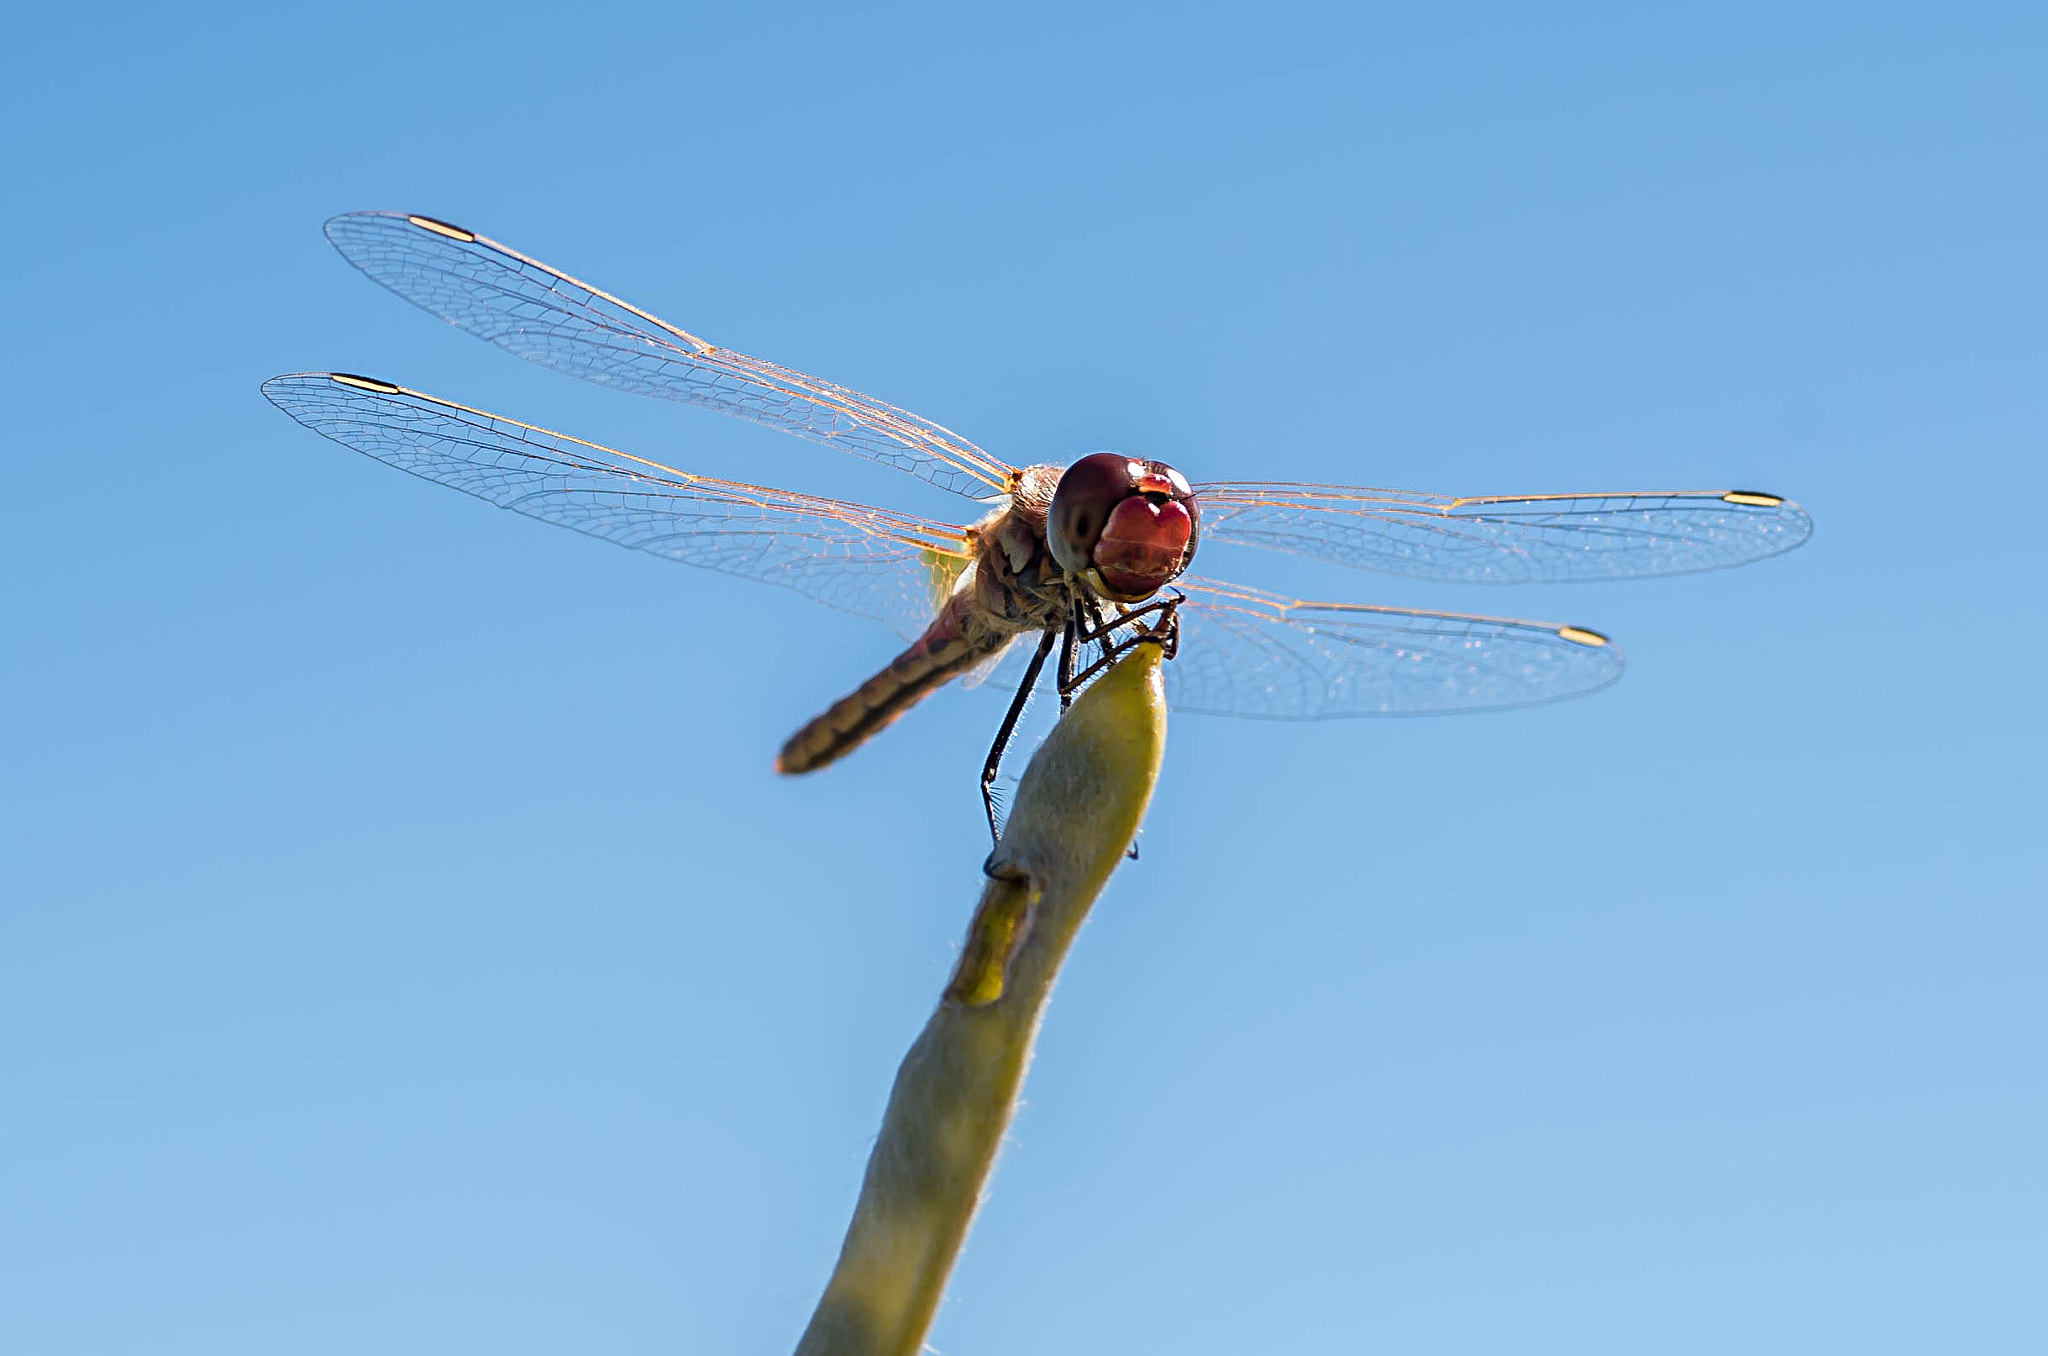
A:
3;3;2043;1352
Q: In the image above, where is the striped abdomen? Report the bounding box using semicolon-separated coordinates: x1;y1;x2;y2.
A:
775;600;1014;775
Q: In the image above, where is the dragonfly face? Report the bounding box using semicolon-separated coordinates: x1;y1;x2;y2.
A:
266;210;1814;843
1047;453;1201;604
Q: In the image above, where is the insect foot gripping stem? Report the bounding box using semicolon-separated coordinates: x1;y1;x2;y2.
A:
791;641;1167;1356
985;633;1168;894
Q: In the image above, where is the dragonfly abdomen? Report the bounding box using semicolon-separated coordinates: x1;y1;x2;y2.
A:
775;601;1017;776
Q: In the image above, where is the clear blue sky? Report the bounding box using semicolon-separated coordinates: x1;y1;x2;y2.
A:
4;3;2042;1352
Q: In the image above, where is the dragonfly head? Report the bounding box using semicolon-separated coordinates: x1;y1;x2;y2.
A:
1048;453;1200;603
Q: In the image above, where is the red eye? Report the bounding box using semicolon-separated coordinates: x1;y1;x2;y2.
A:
1048;453;1201;601
1048;453;1141;576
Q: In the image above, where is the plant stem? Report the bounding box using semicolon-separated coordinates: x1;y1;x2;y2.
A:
793;640;1169;1356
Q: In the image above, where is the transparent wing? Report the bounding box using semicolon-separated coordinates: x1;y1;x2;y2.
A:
323;211;1019;499
1162;576;1625;718
1194;482;1812;583
262;373;976;639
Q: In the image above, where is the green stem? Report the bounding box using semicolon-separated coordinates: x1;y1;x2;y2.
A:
792;641;1170;1356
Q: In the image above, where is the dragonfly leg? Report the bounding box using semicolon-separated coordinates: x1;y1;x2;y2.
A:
1058;590;1184;698
1080;595;1116;671
981;626;1060;846
1057;611;1080;712
1079;594;1178;864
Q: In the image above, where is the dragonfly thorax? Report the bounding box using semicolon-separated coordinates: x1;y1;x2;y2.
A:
958;464;1067;632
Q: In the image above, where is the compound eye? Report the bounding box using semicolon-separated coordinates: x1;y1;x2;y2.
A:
1048;453;1142;576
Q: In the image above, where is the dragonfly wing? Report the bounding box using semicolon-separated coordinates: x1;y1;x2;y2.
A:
323;211;1020;499
1194;482;1812;583
1163;576;1625;718
262;373;976;640
963;630;1062;693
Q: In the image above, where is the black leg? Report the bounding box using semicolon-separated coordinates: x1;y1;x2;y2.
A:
1057;611;1079;711
1080;595;1115;670
981;627;1059;846
1058;591;1184;699
1049;589;1183;864
1071;591;1181;649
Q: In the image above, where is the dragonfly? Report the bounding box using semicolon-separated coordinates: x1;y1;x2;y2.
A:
264;211;1813;841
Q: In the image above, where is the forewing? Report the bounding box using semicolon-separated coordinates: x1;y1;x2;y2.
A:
262;373;975;639
1195;483;1812;583
323;211;1020;499
1165;577;1624;718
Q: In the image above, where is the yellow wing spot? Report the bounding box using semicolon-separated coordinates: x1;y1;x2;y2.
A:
407;214;477;243
331;373;402;394
1721;491;1783;507
920;546;974;611
1556;625;1610;647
